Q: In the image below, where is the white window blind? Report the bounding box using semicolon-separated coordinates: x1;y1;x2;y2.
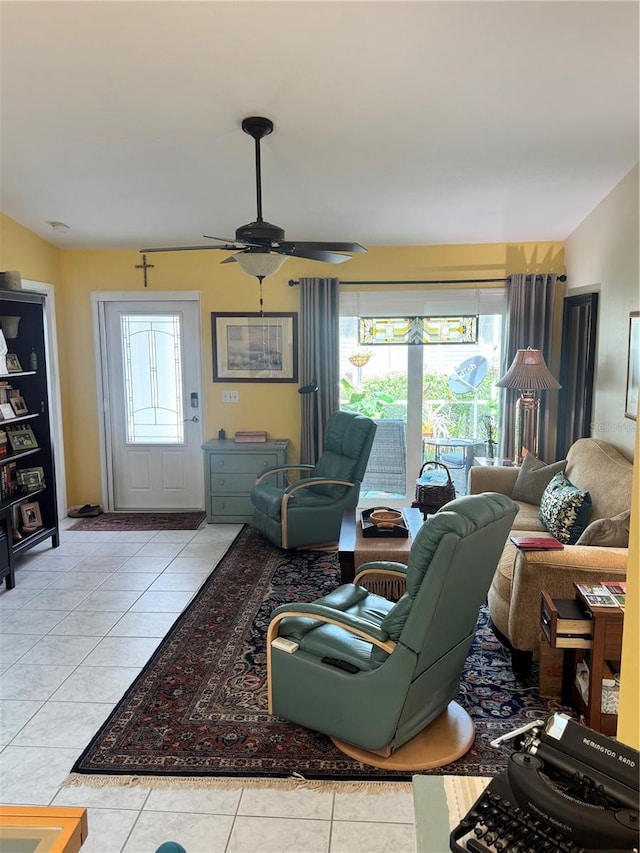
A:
340;286;506;318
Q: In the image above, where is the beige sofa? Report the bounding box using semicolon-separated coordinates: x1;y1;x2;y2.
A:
468;438;633;672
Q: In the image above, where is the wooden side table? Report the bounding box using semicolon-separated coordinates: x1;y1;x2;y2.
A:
573;589;623;736
0;806;88;852
540;588;623;735
338;507;423;584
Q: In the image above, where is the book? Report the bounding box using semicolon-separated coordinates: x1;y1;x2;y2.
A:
575;583;621;608
510;536;564;550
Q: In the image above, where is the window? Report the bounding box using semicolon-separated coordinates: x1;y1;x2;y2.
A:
120;313;185;444
340;287;505;503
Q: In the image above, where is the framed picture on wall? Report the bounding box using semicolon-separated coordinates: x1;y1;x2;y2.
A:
211;312;298;382
624;311;639;420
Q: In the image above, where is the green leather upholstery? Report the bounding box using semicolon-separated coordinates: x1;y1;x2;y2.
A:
251;411;376;549
268;493;518;752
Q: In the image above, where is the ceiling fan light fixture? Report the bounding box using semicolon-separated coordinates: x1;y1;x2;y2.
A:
234;252;287;278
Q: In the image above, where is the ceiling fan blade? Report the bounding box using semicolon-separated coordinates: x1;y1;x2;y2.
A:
277;247;353;264
142;121;368;268
139;244;238;253
203;233;264;249
279;241;367;254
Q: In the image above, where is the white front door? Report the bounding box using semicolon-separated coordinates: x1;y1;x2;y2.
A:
100;297;204;510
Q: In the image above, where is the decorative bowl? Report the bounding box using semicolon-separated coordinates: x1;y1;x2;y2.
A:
369;509;404;528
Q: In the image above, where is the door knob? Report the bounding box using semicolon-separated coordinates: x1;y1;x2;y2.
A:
184;415;199;423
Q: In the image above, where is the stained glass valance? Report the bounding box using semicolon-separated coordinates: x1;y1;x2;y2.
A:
358;315;478;345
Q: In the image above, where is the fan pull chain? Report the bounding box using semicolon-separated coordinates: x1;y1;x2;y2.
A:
257;275;264;316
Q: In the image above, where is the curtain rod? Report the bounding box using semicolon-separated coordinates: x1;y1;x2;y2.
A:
288;275;566;287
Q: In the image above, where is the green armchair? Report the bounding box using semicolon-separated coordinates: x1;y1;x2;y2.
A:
266;493;518;767
250;411;377;549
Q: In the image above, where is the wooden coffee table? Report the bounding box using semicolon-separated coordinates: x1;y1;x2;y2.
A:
338;507;424;583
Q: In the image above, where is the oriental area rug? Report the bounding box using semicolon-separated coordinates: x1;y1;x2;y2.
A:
69;512;207;531
67;525;565;791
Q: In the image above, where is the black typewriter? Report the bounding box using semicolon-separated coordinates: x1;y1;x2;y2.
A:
450;713;639;853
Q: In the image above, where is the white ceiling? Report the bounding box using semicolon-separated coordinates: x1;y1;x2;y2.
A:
1;1;638;253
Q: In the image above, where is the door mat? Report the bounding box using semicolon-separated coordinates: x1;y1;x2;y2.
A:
68;512;207;531
66;525;566;791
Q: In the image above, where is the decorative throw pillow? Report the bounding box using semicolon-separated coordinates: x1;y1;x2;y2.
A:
511;454;566;504
575;510;631;547
539;472;592;544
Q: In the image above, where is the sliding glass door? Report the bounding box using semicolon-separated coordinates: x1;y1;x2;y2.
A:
339;288;505;508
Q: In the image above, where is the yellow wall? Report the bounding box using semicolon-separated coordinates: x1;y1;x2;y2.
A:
0;213;61;284
57;240;563;505
617;417;639;748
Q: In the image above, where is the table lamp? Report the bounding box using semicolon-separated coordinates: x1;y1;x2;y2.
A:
496;347;561;463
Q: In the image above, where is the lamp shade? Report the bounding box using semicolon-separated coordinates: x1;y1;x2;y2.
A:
234;252;286;278
496;347;561;391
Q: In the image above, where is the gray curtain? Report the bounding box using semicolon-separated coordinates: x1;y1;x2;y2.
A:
299;277;340;464
500;273;558;461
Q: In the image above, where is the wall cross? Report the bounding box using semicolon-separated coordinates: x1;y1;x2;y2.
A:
134;254;155;287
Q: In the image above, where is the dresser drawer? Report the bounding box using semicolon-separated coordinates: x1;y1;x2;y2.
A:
208;495;254;521
209;453;278;475
210;472;261;493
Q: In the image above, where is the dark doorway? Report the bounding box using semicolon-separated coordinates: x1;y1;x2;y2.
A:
556;293;598;459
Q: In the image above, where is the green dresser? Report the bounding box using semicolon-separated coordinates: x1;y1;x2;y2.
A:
202;438;289;523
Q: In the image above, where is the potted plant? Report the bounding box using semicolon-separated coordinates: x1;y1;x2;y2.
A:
421;401;451;438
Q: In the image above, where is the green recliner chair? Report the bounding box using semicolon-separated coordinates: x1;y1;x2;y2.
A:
250;411;376;549
266;492;518;767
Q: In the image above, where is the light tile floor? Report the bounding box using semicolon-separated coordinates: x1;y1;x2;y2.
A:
0;518;417;853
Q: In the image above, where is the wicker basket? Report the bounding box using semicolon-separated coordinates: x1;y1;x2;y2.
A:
413;461;456;515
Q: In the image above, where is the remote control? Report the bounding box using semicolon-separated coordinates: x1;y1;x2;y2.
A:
321;656;360;673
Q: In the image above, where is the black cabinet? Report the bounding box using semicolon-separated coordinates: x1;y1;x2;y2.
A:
0;289;59;589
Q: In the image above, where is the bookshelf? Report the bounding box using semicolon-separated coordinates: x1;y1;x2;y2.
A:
0;289;59;589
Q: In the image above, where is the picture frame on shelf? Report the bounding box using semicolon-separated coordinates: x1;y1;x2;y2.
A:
211;312;298;383
20;500;42;532
0;403;14;421
17;466;45;491
624;311;639;421
7;425;38;452
5;354;22;373
10;396;28;416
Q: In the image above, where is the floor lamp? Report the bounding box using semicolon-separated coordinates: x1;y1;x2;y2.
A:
496;347;561;463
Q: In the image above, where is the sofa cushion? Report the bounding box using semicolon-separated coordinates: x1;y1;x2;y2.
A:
539;472;592;544
565;438;633;521
511;454;566;504
511;503;546;531
575;510;631;548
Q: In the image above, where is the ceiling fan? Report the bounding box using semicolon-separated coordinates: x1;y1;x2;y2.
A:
140;116;367;279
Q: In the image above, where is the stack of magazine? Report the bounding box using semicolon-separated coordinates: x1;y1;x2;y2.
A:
576;582;626;610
